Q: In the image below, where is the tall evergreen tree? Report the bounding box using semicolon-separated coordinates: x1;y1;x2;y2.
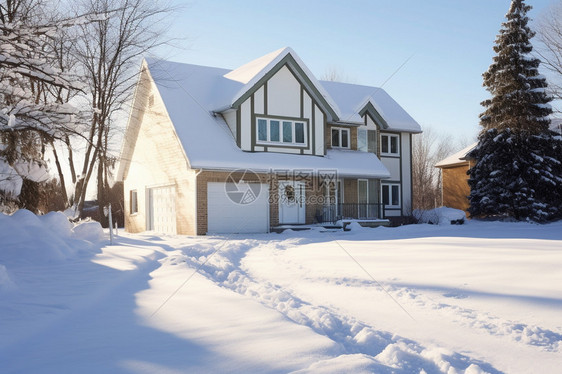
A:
468;0;562;222
479;0;551;134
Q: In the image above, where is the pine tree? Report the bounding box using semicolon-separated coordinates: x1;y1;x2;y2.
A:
479;0;552;134
468;0;562;222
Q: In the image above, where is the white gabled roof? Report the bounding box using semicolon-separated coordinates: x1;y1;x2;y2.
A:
321;80;422;133
130;49;424;178
143;57;390;178
224;47;341;119
435;143;477;168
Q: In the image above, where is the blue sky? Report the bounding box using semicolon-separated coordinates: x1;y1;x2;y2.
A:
158;0;560;145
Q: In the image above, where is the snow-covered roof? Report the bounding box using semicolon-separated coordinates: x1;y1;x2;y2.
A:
321;80;422;133
145;57;390;178
435;143;477;168
224;47;341;117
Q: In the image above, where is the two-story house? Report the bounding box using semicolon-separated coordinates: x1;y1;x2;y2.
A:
117;48;422;235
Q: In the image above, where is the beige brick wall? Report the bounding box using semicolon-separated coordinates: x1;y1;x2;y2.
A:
350;127;358;151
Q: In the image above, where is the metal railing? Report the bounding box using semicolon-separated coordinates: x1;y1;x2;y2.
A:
317;203;384;223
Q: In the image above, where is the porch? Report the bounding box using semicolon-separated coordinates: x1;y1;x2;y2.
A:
315;203;386;224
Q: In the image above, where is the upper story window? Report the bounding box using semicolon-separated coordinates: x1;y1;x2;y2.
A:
331;127;350;149
358;129;377;153
381;134;399;155
257;117;307;147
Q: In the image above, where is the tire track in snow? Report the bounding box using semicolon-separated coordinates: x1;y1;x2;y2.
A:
383;283;562;353
168;238;499;374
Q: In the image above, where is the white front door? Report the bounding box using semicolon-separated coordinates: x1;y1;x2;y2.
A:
279;181;306;224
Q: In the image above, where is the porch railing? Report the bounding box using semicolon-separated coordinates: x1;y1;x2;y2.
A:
317;203;385;223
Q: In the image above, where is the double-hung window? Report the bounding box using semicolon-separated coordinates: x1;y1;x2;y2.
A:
331;127;350;148
381;183;400;207
381;134;399;155
257;118;307;146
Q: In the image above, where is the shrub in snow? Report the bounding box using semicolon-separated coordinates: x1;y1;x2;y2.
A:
414;207;466;225
72;221;104;242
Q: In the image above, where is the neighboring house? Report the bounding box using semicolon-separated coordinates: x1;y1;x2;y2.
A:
435;143;476;214
436;119;561;215
117;47;422;235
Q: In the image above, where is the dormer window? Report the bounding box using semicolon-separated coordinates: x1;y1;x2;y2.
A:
256;117;307;147
331;127;350;149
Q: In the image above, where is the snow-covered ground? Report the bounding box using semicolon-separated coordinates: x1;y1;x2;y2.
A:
1;211;561;373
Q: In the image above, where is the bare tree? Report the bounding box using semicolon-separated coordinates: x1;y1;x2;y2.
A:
412;127;454;211
320;66;356;83
69;0;173;223
536;1;562;114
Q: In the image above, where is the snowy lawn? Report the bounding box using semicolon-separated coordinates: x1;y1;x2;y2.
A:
1;212;561;373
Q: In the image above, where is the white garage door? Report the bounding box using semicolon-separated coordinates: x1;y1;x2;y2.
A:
148;186;176;234
207;182;269;234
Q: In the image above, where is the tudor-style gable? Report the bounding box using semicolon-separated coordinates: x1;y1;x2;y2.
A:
220;48;338;156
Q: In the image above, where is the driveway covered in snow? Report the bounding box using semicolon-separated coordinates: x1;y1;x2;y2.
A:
1;213;561;373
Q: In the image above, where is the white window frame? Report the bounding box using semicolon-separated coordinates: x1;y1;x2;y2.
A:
256;117;307;147
381;183;400;208
331;127;350;149
381;133;400;155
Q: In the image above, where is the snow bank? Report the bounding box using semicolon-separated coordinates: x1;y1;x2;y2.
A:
72;221;104;242
0;210;103;269
414;207;466;225
0;264;15;291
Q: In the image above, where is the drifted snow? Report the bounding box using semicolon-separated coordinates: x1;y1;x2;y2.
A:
0;212;561;373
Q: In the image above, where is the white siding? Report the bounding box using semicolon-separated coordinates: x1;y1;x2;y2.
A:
267;147;301;154
240;99;252;151
314;104;324;155
123;72;197;235
254;86;264;115
401;133;412;213
366;115;377;130
303;91;312;119
381;157;401;181
267;65;300;118
223;110;237;138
